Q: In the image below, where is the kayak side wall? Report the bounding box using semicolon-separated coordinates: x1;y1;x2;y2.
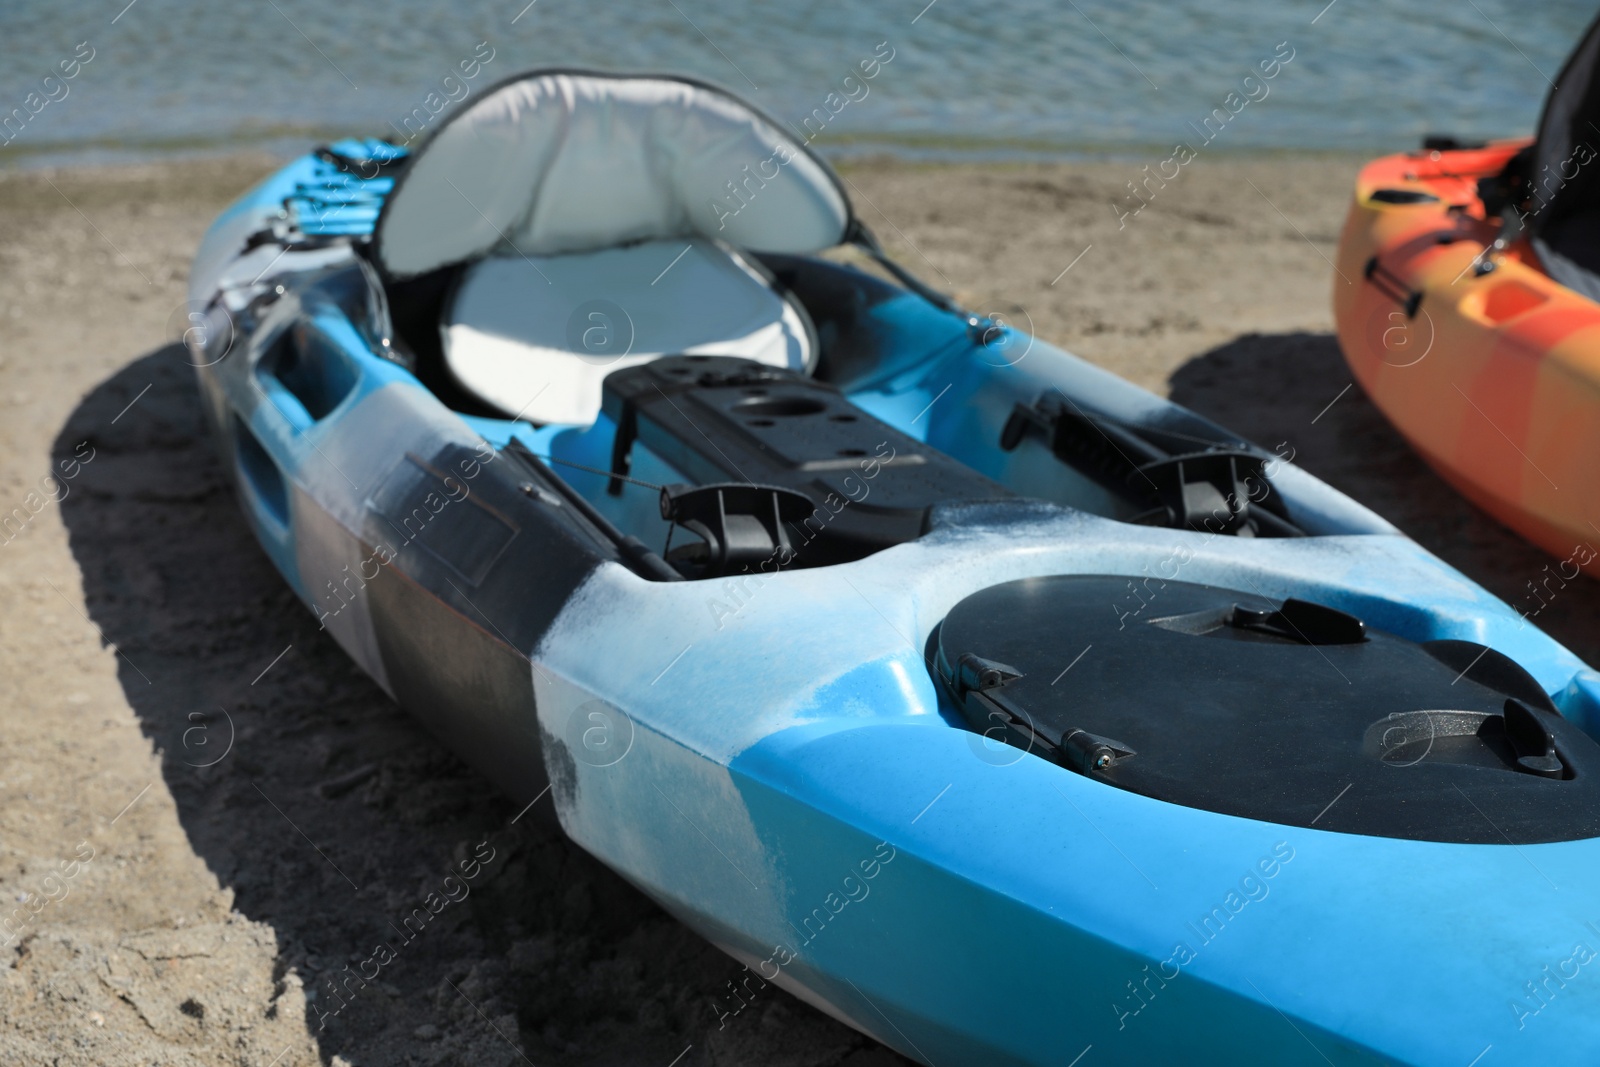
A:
200;283;613;804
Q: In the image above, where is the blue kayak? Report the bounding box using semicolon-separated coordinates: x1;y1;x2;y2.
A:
185;69;1600;1065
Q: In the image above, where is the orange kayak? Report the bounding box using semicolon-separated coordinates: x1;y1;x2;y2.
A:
1333;137;1600;577
1334;13;1600;576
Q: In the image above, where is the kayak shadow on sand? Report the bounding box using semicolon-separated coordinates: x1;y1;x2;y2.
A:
1168;330;1600;665
53;345;901;1067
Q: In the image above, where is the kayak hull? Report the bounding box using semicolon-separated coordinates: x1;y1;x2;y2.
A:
189;144;1600;1065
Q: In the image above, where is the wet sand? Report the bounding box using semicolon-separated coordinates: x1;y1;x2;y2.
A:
2;151;1596;1066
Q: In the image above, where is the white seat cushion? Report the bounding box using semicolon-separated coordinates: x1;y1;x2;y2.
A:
442;238;812;426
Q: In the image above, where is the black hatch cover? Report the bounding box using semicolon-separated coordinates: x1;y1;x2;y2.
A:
935;575;1600;844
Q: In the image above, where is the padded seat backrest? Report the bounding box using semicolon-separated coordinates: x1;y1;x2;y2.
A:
376;71;852;279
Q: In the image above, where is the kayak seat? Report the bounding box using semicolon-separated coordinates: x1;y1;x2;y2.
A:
370;72;851;425
1534;206;1600;302
441;237;815;425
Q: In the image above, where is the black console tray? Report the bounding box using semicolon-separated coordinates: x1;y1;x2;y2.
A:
603;355;1012;569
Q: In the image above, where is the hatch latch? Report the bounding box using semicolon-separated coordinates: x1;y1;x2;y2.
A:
1060;728;1137;775
953;653;1022;697
1504;698;1566;779
1229;598;1367;645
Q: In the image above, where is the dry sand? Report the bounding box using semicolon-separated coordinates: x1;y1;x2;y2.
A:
2;151;1597;1067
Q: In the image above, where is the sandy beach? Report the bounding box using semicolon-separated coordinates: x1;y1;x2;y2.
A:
3;151;1597;1067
